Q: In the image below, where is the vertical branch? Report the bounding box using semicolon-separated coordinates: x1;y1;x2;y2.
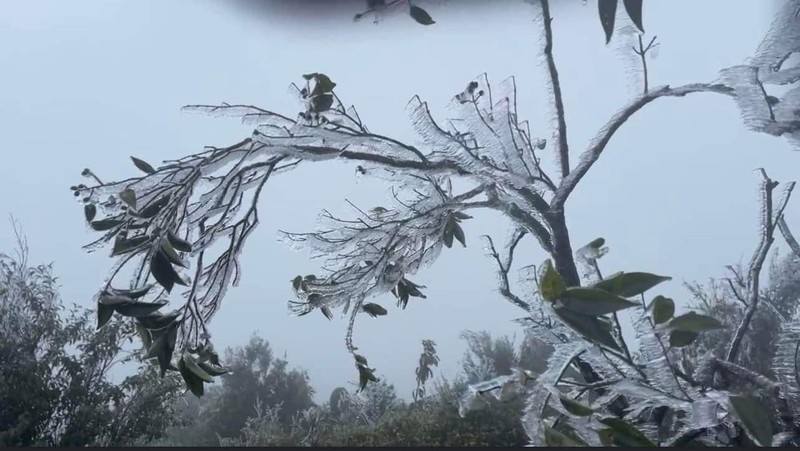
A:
538;0;571;179
778;217;800;259
633;35;658;95
726;170;795;363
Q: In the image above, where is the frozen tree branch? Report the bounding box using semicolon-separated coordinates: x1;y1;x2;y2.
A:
779;217;800;259
709;356;781;394
535;0;571;179
484;230;531;311
552;83;736;208
726;170;795;363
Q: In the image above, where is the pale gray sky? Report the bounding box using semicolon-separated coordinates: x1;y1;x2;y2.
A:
1;0;797;400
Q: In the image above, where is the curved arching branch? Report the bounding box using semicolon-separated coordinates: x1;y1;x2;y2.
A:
552;83;736;209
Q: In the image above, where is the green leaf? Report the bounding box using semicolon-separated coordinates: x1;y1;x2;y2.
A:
145;322;179;377
198;361;230;377
554;307;621;351
90;218;123;231
111;283;153;299
112;234;150;256
292;275;303;290
84;204;96;222
119;188;137;209
362;302;388;318
309;94;334;113
409;4;435;25
178;356;205;397
302;73;317;80
320;305;333;320
559;395;594;416
137;194;171;219
558;287;639;316
309;73;337;97
597;428;614;446
622;0;644;32
539;259;566;302
452;221;466;247
453;211;472;220
594;272;672;298
160;240;188;268
113;299;168;318
668;312;724;333
442;223;454;248
396;282;410;308
98;292;134;306
131;156;156;174
544;426;581;447
182;353;214;383
135;322;152;352
401;278;426;298
149;249;187;293
728;394;773;447
668;329;699;348
167;230;193;253
356;363;379;392
651;295;675;325
96;301;115;330
136;310;180;330
598;0;618;44
354;353;368;366
587;237;606;249
599;417;657;447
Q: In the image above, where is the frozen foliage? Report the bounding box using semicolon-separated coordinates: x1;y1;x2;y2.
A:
71;0;800;444
721;0;800;148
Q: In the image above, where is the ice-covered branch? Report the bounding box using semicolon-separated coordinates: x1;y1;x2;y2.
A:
534;0;571;179
484;230;531;311
778;217;800;259
552;83;735;208
726;170;795;363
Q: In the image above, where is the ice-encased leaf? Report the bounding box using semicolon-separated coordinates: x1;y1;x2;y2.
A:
633;310;685;395
691;398;722;430
771;310;800;409
728;394;773;447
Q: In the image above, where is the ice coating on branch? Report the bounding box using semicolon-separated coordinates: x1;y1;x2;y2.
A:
715;1;800;148
750;0;800;86
406;74;551;192
771;307;800;410
691;398;723;430
632;309;685;394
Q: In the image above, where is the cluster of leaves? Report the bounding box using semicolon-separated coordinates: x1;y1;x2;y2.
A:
413;339;440;401
0;240;183;446
442;211;469;248
149;335;316;445
598;0;644;43
539;259;722;354
73;156;234;397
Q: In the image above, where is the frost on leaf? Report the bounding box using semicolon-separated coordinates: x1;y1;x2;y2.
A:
632;308;684;395
771;308;800;411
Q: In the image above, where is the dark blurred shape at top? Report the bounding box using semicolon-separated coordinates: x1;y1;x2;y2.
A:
223;0;364;25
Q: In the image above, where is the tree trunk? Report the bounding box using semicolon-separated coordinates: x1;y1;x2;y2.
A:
546;209;580;287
